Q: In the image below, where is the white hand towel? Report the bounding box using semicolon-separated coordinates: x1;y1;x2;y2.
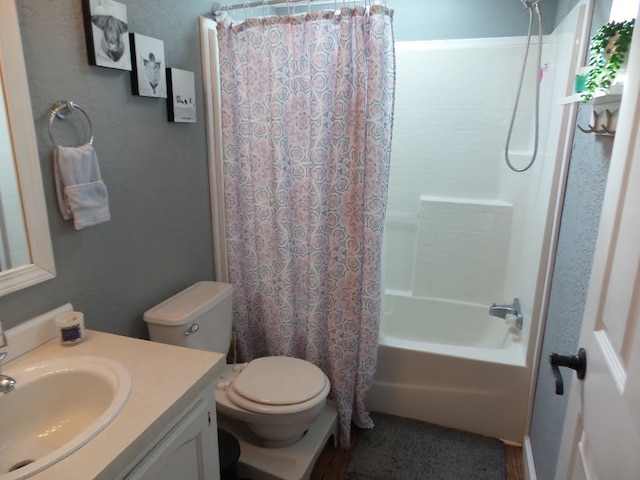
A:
53;144;110;230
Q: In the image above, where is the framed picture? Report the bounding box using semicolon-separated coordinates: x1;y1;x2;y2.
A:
166;68;196;123
130;33;167;98
82;0;132;71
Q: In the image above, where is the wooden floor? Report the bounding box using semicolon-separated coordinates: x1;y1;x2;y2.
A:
310;427;525;480
504;445;525;480
310;428;362;480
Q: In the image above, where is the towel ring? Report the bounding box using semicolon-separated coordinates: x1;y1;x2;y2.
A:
48;100;94;147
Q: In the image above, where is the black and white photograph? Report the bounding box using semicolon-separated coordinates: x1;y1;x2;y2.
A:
130;33;167;98
82;0;132;71
167;68;196;123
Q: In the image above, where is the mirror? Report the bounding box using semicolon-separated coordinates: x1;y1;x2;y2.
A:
0;78;30;271
0;1;55;296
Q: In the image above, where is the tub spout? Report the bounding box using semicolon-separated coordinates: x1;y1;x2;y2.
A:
489;298;523;329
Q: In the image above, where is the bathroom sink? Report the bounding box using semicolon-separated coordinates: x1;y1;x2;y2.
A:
0;356;132;479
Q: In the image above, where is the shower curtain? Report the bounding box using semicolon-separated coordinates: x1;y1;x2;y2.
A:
216;5;395;447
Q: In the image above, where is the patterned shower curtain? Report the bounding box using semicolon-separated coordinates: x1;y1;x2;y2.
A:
216;5;395;447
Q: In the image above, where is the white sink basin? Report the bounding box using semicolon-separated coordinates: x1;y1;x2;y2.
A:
0;356;132;479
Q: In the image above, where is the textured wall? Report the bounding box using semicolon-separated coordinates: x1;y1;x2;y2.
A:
383;0;556;41
529;1;613;478
555;0;583;28
0;0;215;338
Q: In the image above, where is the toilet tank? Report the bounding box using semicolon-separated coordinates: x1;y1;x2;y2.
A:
143;281;234;354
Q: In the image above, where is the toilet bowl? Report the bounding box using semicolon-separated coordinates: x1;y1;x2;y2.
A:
215;357;330;447
143;281;331;448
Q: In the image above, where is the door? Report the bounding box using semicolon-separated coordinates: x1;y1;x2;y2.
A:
555;8;640;480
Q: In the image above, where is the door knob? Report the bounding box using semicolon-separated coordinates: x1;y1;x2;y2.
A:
549;348;587;395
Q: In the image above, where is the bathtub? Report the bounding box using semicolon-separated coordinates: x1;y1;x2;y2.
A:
365;293;530;443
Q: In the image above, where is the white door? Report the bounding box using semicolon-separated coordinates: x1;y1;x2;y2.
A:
555;9;640;480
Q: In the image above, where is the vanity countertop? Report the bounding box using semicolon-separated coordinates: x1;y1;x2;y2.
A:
7;329;225;480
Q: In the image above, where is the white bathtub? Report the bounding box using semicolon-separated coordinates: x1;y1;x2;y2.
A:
366;293;530;443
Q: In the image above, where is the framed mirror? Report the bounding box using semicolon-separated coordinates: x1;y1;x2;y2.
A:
0;1;55;297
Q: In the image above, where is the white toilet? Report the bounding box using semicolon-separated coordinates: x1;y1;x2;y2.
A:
143;281;331;448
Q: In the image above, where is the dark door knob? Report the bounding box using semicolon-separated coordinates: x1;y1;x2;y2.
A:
549;348;587;395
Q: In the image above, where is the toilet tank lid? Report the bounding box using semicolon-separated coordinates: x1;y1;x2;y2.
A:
143;281;233;326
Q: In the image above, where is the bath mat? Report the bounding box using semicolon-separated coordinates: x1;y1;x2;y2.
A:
346;412;505;480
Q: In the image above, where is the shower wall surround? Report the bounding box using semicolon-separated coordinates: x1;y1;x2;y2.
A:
412;197;512;303
385;37;541;315
379;2;590;445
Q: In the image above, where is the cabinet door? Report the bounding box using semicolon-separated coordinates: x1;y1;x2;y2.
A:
126;398;219;480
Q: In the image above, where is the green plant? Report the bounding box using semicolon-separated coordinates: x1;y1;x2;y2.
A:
582;19;635;102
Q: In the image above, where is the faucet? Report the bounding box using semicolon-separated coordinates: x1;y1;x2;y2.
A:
0;352;16;395
489;297;524;330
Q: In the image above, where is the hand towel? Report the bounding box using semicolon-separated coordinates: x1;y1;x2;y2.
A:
53;144;110;230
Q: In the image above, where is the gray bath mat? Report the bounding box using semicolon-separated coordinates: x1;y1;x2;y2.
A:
347;412;505;480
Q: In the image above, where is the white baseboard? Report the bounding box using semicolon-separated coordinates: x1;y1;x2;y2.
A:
502;439;522;447
523;436;538;480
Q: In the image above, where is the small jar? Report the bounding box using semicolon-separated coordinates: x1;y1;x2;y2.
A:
55;311;85;345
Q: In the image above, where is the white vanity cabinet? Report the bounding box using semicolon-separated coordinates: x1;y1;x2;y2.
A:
123;384;220;480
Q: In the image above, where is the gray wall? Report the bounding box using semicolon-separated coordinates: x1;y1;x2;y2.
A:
391;0;557;41
555;0;582;28
289;0;557;40
529;1;613;478
0;0;215;338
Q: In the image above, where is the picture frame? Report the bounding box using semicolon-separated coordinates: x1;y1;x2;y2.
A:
130;33;167;98
166;68;196;123
82;0;132;71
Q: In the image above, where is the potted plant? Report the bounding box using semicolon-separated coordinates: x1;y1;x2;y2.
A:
581;19;635;102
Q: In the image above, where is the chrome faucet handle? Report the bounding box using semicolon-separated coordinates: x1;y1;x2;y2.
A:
0;352;15;394
0;352;6;373
0;374;15;394
489;298;524;329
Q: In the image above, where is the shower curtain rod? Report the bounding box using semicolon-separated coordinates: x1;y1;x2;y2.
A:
212;0;377;15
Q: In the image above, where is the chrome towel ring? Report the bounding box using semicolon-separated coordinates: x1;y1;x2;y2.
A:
48;100;94;147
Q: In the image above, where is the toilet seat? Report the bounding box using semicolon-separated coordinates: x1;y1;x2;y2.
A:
225;357;330;415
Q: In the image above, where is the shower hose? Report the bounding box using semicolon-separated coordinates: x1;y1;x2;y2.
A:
505;1;543;173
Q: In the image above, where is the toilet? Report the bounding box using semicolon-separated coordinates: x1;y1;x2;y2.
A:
143;281;331;448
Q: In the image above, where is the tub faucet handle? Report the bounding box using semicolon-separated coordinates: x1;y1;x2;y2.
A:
489;298;523;329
